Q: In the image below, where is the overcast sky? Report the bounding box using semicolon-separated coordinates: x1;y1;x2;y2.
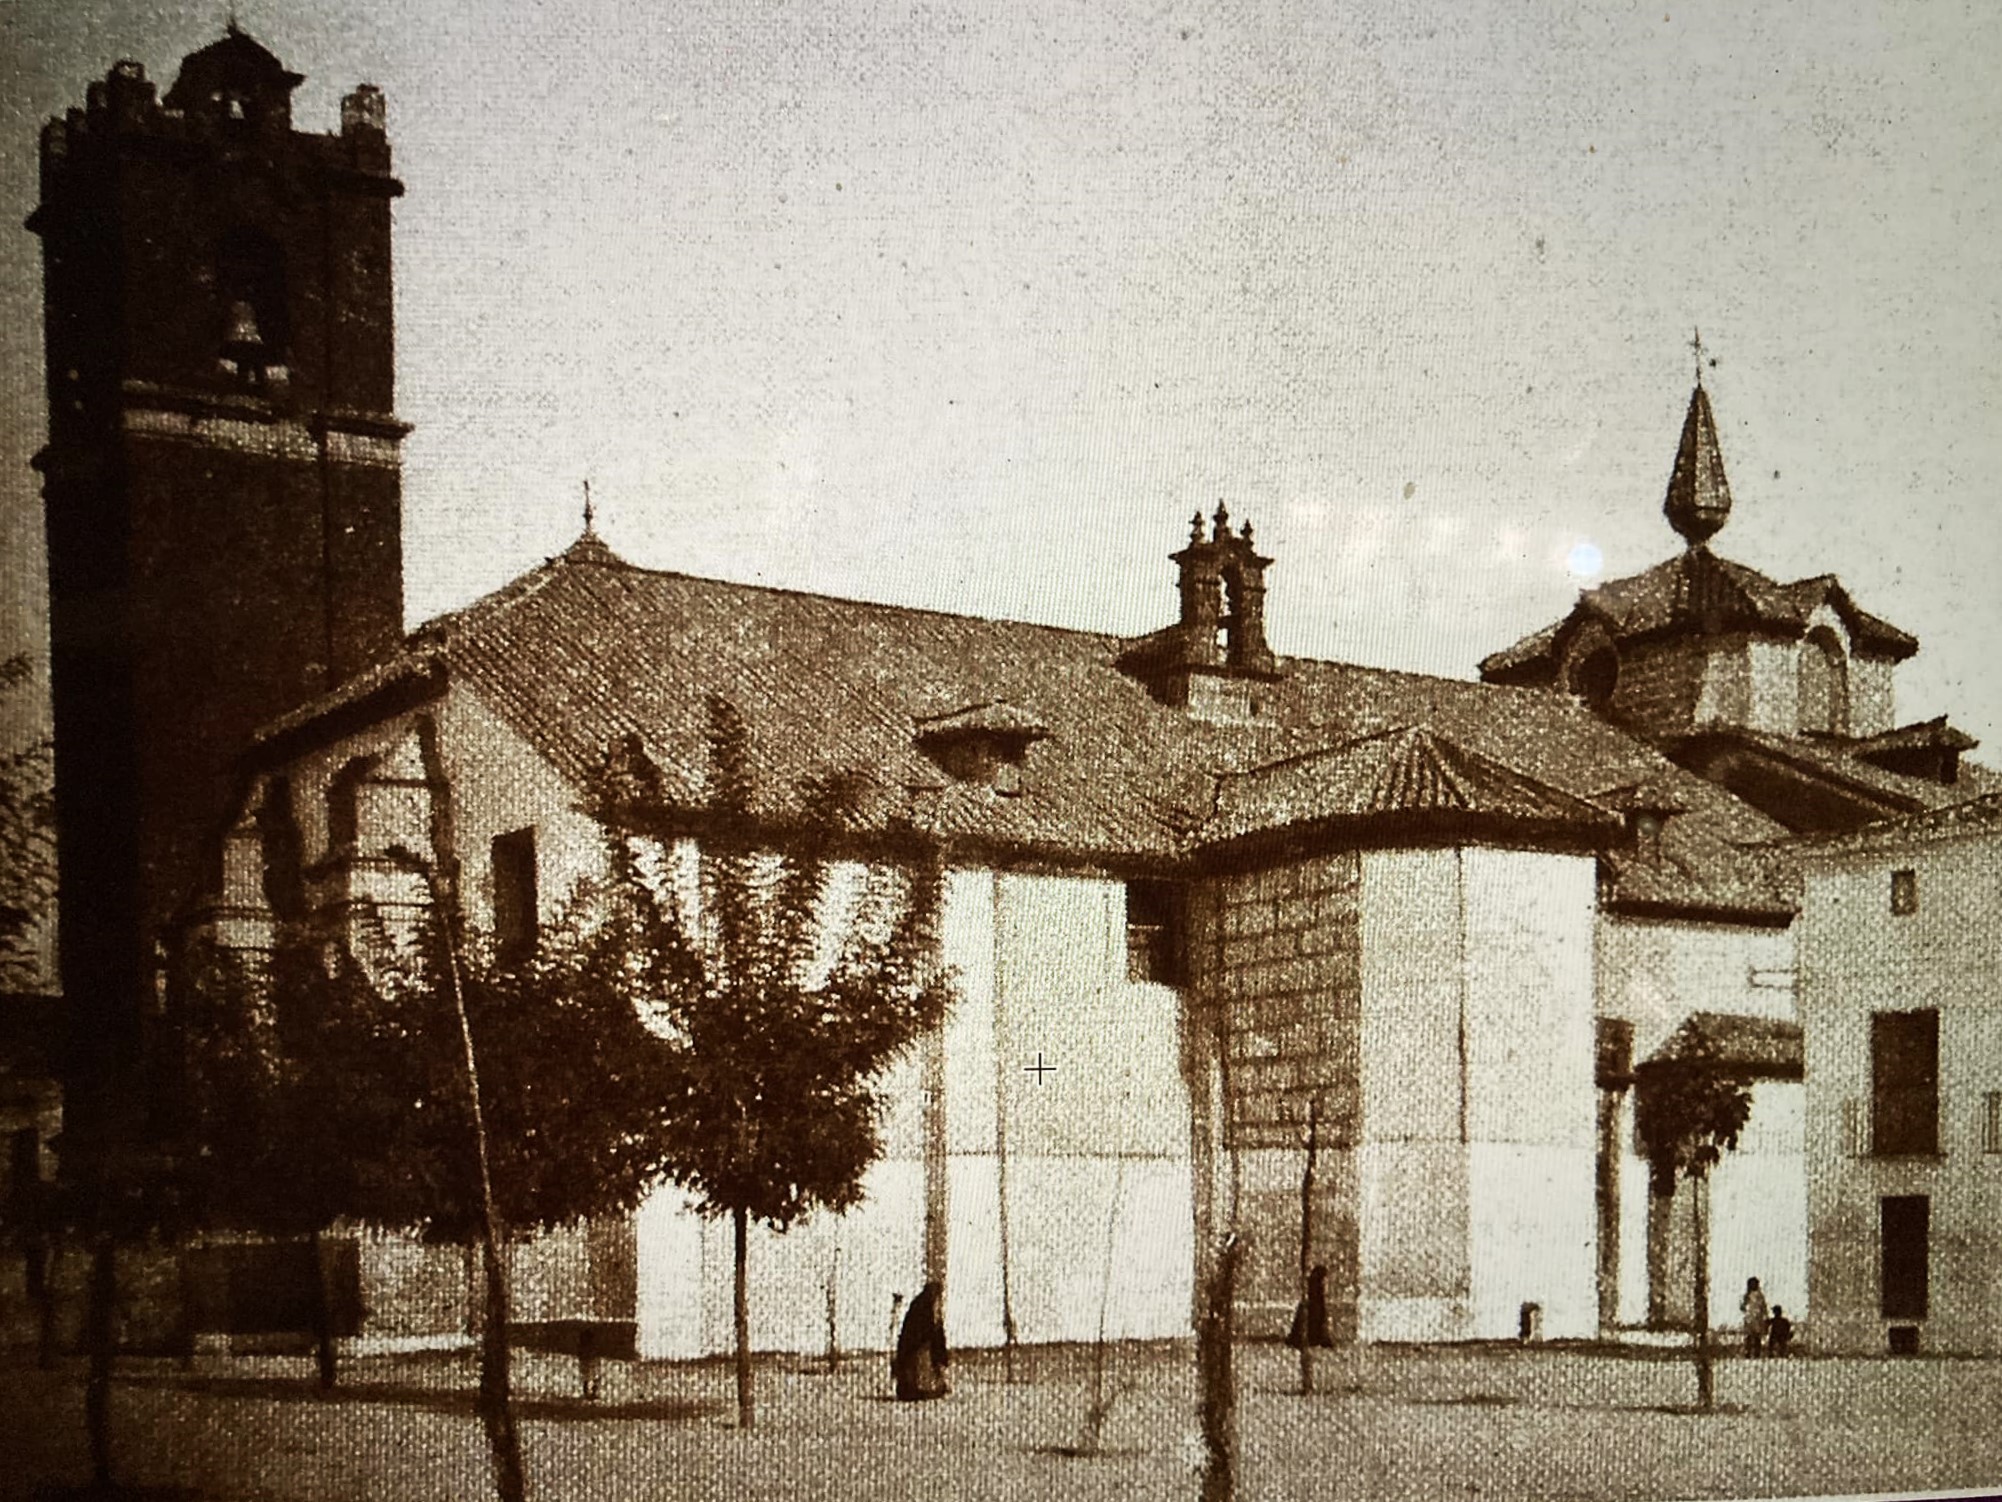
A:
4;0;2000;751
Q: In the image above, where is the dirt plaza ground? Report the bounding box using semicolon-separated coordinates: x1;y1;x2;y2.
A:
3;1338;1998;1502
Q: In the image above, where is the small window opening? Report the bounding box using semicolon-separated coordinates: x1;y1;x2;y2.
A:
492;828;539;966
1798;626;1850;736
1984;1092;2002;1155
1570;644;1619;707
1890;868;1918;916
1125;879;1184;986
325;756;376;852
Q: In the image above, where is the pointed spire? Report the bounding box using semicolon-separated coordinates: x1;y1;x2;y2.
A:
1663;382;1733;547
581;478;596;534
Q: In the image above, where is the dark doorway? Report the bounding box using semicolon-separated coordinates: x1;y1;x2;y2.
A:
1879;1195;1929;1320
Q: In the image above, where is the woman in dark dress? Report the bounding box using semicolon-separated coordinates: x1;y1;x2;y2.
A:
1285;1264;1335;1349
893;1281;950;1401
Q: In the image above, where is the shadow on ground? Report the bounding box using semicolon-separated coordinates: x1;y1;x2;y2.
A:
116;1371;717;1424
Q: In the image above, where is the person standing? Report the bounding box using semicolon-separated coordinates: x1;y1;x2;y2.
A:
1739;1277;1770;1357
1285;1264;1336;1350
892;1281;951;1401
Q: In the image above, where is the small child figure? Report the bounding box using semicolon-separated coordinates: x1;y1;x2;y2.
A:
1766;1305;1793;1357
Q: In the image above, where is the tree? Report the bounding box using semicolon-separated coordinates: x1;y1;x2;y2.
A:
1633;1029;1753;1412
174;829;657;1502
358;848;660;1502
174;933;382;1389
585;696;952;1428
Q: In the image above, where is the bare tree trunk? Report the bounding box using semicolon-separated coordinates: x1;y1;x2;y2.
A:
84;1231;117;1491
824;1239;841;1376
990;872;1020;1384
475;1236;525;1502
1198;1233;1241;1502
1692;1170;1714;1412
1298;1103;1318;1396
427;862;527;1502
1081;1156;1129;1454
733;1203;754;1429
29;1237;57;1370
310;1228;339;1392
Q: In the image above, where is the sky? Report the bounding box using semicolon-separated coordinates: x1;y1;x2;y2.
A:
3;0;2001;751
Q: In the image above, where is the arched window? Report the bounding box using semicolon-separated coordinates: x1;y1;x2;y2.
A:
214;227;289;387
1798;627;1849;736
1564;633;1619;709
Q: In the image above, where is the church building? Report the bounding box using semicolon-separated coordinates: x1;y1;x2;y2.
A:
31;33;1997;1359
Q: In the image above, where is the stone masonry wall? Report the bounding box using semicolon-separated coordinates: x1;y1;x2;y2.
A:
1197;853;1364;1335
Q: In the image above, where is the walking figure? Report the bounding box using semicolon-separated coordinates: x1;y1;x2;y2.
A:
1285;1264;1335;1350
892;1281;950;1401
1739;1276;1769;1356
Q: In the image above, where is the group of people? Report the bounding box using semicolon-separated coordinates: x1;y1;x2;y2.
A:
892;1267;1790;1399
1739;1277;1794;1357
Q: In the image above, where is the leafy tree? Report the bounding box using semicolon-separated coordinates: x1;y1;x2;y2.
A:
174;932;382;1389
336;850;658;1502
174;840;657;1502
1633;1028;1753;1412
585;696;952;1428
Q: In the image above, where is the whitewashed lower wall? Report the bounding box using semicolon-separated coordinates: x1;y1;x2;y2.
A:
1614;1081;1807;1329
1357;847;1599;1342
633;866;1195;1358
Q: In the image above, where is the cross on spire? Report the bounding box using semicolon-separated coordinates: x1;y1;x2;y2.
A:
582;478;595;534
1690;327;1717;387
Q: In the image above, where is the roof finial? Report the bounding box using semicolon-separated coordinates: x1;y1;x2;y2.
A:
1690;326;1716;388
582;478;595;534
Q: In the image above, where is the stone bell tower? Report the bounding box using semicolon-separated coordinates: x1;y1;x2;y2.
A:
29;29;407;1097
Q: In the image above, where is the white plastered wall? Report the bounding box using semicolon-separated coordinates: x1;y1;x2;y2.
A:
1598;915;1805;1328
635;867;1195;1359
1356;847;1598;1342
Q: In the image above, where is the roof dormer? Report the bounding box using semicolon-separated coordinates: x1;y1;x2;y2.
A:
914;701;1050;795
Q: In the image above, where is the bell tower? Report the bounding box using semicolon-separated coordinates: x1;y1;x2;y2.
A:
29;30;407;1095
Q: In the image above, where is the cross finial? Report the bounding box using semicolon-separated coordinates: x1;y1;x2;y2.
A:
1690;326;1715;387
582;478;595;534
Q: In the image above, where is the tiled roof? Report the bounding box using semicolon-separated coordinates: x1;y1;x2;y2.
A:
253;537;1799;917
1697;728;2002;813
1481;547;1918;679
1202;727;1620;846
1786;791;2002;856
